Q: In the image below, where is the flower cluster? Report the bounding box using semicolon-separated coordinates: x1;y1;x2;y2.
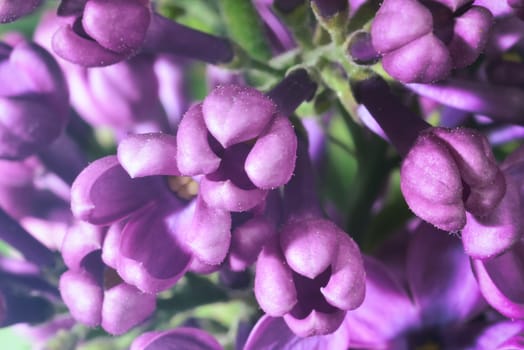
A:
2;0;524;349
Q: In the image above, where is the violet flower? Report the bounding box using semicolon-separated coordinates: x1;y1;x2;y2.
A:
509;0;524;19
71;134;231;293
0;41;69;159
130;327;223;350
253;141;365;337
176;69;315;212
59;222;156;335
0;1;41;23
52;0;234;67
371;0;493;83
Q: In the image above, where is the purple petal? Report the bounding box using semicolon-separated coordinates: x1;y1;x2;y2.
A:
406;223;485;326
200;176;267;212
472;242;524;319
176;103;221;176
321;231;365;311
82;0;150;55
59;269;103;327
469;320;524;350
131;327;222;350
118;133;180;178
101;283;156;335
71;156;160;225
118;203;192;293
254;241;297;316
245;116;297;189
283;309;346;337
0;1;41;23
202;84;276;148
61;222;105;270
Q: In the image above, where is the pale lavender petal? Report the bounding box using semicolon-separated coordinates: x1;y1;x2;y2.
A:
118;133;180;178
101;283;156;335
200;176;267;212
283;309;346;337
202;84;276;148
131;327;222;350
176;103;221;176
71;156;161;225
61;222;105;270
254;241;297;316
245;116;297;189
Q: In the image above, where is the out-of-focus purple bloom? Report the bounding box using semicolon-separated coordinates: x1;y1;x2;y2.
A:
254;142;365;337
0;1;41;23
131;327;223;350
371;0;493;83
59;222;156;335
176;84;297;212
155;55;189;129
509;0;524;19
0;41;69;159
344;223;487;349
71;133;232;292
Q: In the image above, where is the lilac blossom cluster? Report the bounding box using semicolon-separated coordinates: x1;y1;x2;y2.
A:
3;0;524;349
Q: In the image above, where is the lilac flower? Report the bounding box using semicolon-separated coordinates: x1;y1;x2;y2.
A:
52;0;234;67
131;327;222;350
59;222;156;335
176;85;296;212
509;0;524;19
371;0;493;82
253;141;365;337
71;134;232;293
0;1;41;23
0;41;69;159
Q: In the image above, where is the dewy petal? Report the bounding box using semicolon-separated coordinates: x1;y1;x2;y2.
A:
101;283;156;335
61;222;105;271
176;103;221;176
244;315;350;350
59;269;103;327
52;25;125;67
461;174;521;259
382;33;452;83
71;156;160;225
344;256;418;349
181;196;231;266
245;116;297;189
321;231;365;311
82;0;150;55
200;176;267;212
284;309;346;337
254;241;297;316
472;242;524;319
118;133;180;178
131;327;222;350
448;6;493;69
400;132;466;231
406;223;485;327
280;218;339;280
202;84;276;148
371;0;433;53
118;203;192;293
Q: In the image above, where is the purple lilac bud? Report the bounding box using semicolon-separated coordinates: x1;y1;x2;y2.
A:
130;327;222;350
371;0;493;83
59;222;156;335
254;142;365;336
0;1;41;23
176;85;296;212
401;127;506;233
311;0;348;19
346;31;380;65
0;41;69;159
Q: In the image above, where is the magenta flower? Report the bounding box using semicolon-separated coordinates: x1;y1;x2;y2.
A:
0;1;41;23
131;327;222;350
371;0;493;82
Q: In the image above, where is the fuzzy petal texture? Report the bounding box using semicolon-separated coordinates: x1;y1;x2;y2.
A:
101;283;156;335
202;84;276;148
245;116;297;189
118;133;180;178
61;222;105;270
71;156;160;225
117;203;192;293
131;327;222;350
255;241;297;316
283;308;346;337
472;242;524;319
176;103;221;176
200;176;266;212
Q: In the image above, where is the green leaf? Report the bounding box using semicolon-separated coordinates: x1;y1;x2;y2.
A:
219;0;272;61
